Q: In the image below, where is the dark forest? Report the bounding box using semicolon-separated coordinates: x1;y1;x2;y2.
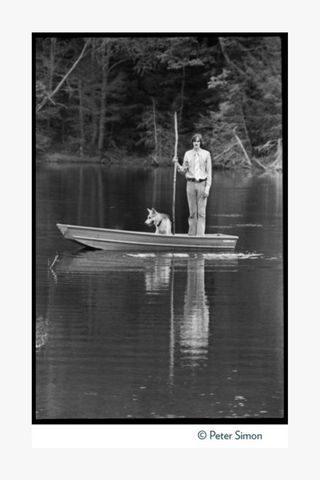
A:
35;35;284;170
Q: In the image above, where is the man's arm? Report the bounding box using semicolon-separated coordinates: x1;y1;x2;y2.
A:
173;152;188;174
204;151;212;197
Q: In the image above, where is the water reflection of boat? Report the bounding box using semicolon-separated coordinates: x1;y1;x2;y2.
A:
57;223;238;251
56;250;130;274
56;250;239;276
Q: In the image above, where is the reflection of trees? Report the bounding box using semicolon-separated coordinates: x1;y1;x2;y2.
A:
36;264;59;352
36;315;49;349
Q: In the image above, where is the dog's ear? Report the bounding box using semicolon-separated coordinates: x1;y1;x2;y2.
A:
152;207;156;213
147;208;151;213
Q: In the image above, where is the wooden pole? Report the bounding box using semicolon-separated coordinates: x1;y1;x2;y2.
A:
172;112;178;235
151;96;158;163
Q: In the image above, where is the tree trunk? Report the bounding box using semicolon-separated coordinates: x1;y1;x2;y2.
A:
239;95;253;155
218;37;245;75
91;108;98;147
98;44;110;151
218;37;231;65
179;65;186;126
49;38;56;93
78;78;85;157
151;96;158;161
46;38;56;131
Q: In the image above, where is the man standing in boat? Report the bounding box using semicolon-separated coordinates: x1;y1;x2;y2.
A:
173;133;212;236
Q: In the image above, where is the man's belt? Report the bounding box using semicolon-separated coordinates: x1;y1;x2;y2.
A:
187;178;207;183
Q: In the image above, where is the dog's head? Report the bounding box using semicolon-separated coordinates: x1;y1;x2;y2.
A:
145;208;158;227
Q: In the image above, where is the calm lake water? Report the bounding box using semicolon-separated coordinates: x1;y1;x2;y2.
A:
35;163;284;421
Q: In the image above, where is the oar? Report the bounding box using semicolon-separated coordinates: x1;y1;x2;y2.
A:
172;112;178;235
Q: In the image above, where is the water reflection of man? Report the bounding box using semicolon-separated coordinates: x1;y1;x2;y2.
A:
179;254;209;367
173;134;212;236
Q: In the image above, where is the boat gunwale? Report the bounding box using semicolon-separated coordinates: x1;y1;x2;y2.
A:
57;223;239;240
73;234;237;249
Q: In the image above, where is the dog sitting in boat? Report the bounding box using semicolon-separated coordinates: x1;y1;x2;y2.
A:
145;208;172;235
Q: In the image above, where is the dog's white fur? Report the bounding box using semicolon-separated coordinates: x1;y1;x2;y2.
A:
145;208;172;235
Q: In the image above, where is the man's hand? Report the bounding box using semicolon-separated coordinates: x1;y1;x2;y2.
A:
203;189;209;198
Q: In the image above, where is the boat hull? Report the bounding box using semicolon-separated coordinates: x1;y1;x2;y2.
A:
57;223;238;251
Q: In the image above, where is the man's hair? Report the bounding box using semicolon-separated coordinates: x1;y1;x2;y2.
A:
191;133;204;148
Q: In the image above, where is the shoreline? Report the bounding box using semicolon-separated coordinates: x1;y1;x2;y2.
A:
35;151;166;167
35;152;282;172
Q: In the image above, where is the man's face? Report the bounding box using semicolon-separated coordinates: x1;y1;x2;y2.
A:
193;138;201;149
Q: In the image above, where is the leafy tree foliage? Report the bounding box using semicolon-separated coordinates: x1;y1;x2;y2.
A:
35;35;284;168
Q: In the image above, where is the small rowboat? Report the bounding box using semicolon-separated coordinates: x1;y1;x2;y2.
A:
57;223;238;251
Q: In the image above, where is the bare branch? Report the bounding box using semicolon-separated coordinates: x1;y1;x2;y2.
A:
251;156;268;171
36;38;91;113
213;143;237;161
232;127;252;166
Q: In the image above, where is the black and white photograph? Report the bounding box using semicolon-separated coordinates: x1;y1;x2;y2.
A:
34;33;287;427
